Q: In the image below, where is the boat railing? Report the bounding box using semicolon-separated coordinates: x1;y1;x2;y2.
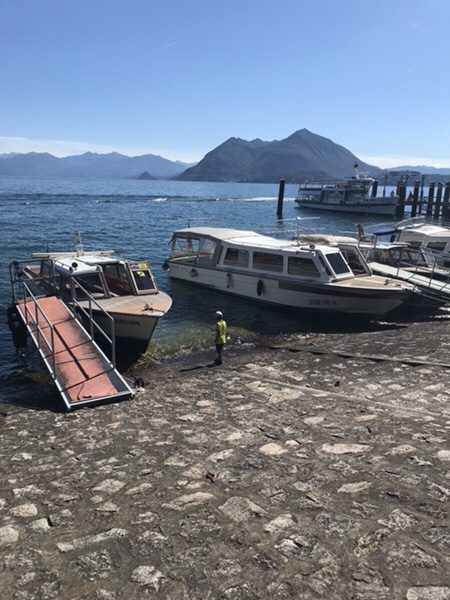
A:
70;278;116;369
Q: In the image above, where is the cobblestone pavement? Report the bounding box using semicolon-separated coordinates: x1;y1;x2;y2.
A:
0;319;449;599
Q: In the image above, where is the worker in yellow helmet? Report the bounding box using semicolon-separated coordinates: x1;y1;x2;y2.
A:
214;310;227;365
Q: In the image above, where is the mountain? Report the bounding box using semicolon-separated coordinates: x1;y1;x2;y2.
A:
390;165;450;176
177;129;382;183
0;151;191;179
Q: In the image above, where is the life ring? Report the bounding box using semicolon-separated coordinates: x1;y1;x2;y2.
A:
257;279;264;296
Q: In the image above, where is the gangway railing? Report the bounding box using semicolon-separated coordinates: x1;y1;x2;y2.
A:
21;280;58;379
69;278;116;368
10;260;117;368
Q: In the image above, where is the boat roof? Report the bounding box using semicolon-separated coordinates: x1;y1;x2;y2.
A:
174;227;342;254
52;255;126;275
401;224;450;237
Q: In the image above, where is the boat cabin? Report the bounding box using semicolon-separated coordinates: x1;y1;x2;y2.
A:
396;224;450;254
169;228;364;283
35;254;158;300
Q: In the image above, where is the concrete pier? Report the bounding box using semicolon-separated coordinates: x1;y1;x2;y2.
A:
1;317;450;598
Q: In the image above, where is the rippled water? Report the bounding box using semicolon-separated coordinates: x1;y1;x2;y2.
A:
0;176;397;403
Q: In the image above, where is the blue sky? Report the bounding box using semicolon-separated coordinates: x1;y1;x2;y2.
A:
1;0;449;167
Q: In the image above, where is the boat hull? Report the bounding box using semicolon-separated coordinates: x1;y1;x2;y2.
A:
167;263;409;316
296;200;398;216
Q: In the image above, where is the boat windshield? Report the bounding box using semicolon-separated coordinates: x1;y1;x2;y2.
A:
324;252;352;277
170;235;218;266
129;262;157;293
72;272;107;299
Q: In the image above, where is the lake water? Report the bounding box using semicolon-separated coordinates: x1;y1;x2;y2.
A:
0;176;399;404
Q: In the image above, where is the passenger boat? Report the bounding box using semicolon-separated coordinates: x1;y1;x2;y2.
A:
164;227;413;316
295;234;448;310
10;236;172;361
295;168;399;216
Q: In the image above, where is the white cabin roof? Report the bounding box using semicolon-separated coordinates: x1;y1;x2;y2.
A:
401;224;450;238
52;255;124;275
174;227;342;255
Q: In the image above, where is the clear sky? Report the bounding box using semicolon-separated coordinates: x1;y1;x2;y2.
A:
1;0;449;167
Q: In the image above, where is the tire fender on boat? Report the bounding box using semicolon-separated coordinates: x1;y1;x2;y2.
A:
257;279;264;296
190;268;198;277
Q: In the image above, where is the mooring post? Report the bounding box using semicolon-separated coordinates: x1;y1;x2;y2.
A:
396;182;406;218
419;174;425;214
434;182;443;219
371;181;378;198
442;181;450;220
411;180;420;218
426;182;435;216
276;179;285;219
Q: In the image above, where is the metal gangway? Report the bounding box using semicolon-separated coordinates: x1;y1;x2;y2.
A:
10;269;133;410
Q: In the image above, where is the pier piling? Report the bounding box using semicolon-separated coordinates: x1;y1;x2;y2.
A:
411;180;420;218
426;182;435;216
442;182;450;219
434;182;443;219
396;182;406;218
276;179;285;219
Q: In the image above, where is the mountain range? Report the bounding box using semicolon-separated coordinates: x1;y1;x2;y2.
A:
0;151;192;179
0;129;448;182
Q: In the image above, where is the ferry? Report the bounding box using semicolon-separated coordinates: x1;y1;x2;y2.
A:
295;167;399;216
164;227;413;317
9;236;172;361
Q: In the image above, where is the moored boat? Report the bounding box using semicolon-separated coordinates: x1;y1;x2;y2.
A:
164;227;413;317
9;236;172;362
295;167;399;216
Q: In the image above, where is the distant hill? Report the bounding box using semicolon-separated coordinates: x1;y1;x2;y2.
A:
390;165;450;176
0;151;191;179
176;129;382;183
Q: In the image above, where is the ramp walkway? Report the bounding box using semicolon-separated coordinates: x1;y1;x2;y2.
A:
16;294;133;410
369;261;450;303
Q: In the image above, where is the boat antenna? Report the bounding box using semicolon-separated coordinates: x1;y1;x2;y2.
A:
74;231;84;257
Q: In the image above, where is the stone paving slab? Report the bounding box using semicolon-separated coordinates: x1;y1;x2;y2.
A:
0;319;449;599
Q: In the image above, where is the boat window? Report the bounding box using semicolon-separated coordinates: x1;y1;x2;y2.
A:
339;247;368;275
223;248;249;268
326;252;352;275
287;256;320;278
130;262;156;293
171;236;200;264
197;238;218;266
253;252;284;272
73;273;106;299
103;262;134;295
426;241;447;252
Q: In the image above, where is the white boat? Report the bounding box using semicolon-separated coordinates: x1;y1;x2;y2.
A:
295;168;399;216
393;222;450;263
164;227;413;316
10;240;172;361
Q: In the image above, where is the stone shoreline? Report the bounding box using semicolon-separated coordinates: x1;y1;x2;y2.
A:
1;318;450;599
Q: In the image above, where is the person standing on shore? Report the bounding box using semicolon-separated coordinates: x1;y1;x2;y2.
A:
214;311;227;365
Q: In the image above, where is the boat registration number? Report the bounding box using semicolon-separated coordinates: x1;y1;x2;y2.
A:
308;299;338;307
